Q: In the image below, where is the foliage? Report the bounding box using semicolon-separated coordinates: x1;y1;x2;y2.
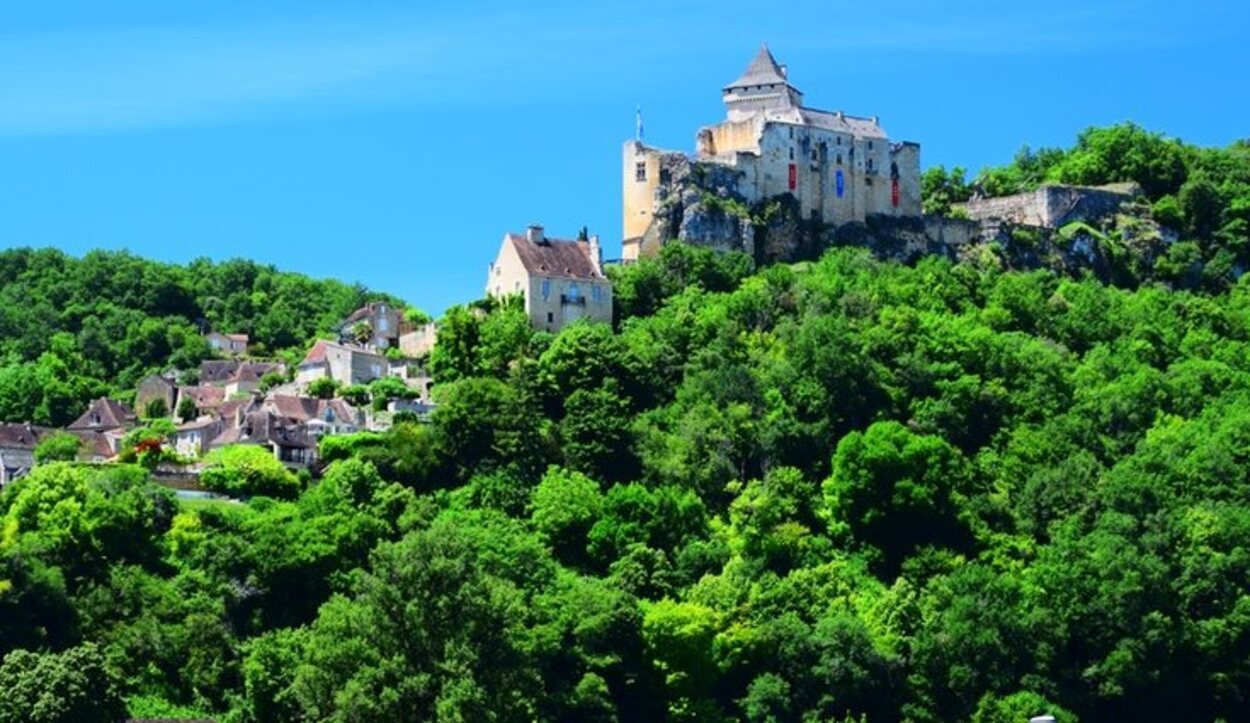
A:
199;445;300;499
306;376;339;399
9;141;1250;719
33;432;81;464
0;643;126;723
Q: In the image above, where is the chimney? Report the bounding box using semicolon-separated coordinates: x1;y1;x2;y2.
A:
589;234;602;270
526;224;544;244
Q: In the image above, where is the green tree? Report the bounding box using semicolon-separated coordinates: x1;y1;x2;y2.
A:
200;445;300;498
306;376;339;399
33;432;81;464
0;643;126;723
531;466;604;567
823;421;973;573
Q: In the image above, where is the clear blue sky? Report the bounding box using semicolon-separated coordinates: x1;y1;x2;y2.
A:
1;0;1246;315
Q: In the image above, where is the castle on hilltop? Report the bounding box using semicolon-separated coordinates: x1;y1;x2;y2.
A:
622;45;922;261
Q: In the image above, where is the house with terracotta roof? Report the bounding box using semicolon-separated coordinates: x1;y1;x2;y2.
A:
205;331;249;356
297;340;388;388
486;224;613;333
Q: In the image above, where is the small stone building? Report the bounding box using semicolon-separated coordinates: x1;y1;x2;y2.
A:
338;302;402;351
623;45;921;260
205;332;248;355
297;340;388;388
486;225;613;333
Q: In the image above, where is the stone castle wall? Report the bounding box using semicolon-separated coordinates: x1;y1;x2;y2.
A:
958;184;1140;228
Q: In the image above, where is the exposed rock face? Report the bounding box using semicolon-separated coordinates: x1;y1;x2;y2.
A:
640;154;1172;284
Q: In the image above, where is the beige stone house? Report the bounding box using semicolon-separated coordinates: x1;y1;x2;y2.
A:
486;225;613;333
623;45;921;260
297;340;388;388
205;332;248;355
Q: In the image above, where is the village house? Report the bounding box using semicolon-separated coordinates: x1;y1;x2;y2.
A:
66;398;137;460
0;423;52;487
261;395;364;439
172;418;222;459
135;374;178;418
297;340;388;388
211;408;318;468
204;331;249;356
175;384;227;419
623;45;921;260
68;398;137;434
338;302;402;351
486;224;613;332
199;360;285;397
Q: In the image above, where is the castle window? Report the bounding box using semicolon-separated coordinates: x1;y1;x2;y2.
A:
836;137;842;145
592;285;602;303
541;279;551;300
836;154;843;165
788;147;794;160
547;312;554;324
635;162;646;182
867;158;874;171
788;127;793;139
868;141;874;150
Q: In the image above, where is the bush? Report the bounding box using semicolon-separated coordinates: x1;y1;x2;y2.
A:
33;432;81;464
307;377;340;399
200;445;300;499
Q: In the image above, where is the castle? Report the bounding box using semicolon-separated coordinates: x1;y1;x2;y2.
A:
622;45;922;261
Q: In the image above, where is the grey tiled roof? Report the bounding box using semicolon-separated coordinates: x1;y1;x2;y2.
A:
725;45;793;91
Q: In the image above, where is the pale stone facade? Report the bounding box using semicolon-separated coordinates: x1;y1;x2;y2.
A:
486;225;613;333
297;340;388;387
338;302;402;351
623;45;921;260
205;332;248;355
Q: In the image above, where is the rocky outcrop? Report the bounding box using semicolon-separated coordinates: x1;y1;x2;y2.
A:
639;156;1172;285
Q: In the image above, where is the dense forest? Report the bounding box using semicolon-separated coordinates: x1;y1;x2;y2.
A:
2;124;1249;722
0;249;403;425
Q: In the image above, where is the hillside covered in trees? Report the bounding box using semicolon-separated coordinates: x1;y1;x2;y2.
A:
0;249;403;426
1;124;1249;722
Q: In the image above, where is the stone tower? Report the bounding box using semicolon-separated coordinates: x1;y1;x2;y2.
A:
722;45;804;122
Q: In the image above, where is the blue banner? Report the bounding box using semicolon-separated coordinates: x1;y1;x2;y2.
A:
835;169;844;198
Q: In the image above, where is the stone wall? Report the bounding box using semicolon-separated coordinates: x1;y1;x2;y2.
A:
957;184;1140;228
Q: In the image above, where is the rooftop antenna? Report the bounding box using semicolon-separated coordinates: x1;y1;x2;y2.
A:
636;104;644;142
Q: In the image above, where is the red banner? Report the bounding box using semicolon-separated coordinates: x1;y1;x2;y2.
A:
788;164;797;191
891;178;900;207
